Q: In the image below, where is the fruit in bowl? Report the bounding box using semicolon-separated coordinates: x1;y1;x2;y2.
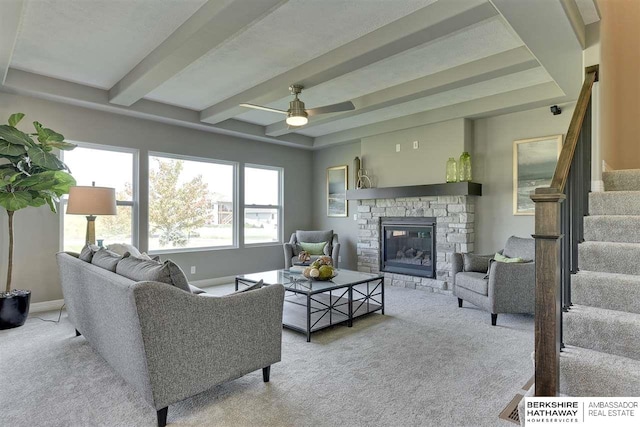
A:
303;257;337;280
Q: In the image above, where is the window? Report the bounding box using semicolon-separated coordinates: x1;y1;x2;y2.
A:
62;144;137;252
148;153;236;251
244;165;282;245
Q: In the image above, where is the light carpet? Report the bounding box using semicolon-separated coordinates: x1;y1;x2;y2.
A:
0;286;533;427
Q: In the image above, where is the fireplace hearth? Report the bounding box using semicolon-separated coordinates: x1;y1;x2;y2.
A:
380;217;436;278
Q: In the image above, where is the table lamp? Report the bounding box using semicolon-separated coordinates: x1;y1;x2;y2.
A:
66;183;117;245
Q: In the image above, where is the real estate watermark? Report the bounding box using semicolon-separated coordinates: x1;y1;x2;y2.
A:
525;397;640;426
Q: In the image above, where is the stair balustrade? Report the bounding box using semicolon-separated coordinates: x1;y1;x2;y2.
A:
531;65;599;396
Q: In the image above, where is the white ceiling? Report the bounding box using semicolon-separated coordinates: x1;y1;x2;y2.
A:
1;0;587;149
146;0;437;109
11;0;207;89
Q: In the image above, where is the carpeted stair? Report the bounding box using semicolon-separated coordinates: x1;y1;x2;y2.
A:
562;169;640;396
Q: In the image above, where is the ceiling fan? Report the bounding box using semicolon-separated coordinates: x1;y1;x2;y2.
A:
239;84;355;127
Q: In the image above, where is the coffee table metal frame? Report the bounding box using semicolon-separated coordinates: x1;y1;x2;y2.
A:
235;270;384;342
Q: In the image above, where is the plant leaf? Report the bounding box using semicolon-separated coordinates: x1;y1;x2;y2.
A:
8;113;25;127
0;125;34;146
33;121;67;145
0;191;32;211
0;140;27;156
27;145;66;170
15;170;76;196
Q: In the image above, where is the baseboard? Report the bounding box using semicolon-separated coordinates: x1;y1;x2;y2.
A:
591;180;605;192
190;275;236;288
602;160;612;172
30;299;65;314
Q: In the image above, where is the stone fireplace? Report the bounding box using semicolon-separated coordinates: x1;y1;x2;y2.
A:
356;195;475;294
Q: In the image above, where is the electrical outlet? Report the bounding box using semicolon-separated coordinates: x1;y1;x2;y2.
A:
339;256;342;262
396;143;401;152
190;266;196;274
353;214;357;220
413;140;419;149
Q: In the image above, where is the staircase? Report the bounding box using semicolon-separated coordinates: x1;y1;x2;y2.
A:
561;169;640;396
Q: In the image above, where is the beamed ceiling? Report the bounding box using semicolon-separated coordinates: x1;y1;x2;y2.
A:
0;0;598;149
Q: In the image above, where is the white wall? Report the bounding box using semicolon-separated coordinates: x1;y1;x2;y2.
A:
0;92;312;303
360;118;471;187
473;103;574;253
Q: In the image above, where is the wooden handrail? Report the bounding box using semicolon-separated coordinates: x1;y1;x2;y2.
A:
551;65;599;192
531;65;599;397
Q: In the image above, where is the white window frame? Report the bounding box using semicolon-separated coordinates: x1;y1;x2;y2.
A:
243;163;284;247
147;151;238;254
59;142;139;251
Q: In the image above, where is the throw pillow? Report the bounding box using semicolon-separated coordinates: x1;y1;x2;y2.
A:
166;261;191;293
494;252;525;263
299;241;327;255
115;257;191;293
296;230;333;254
462;254;492;273
233;279;264;294
108;243;142;258
91;248;125;272
79;244;100;262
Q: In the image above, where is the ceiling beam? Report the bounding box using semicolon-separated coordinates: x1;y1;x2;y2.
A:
266;47;537;137
200;0;497;125
3;69;313;148
108;0;288;106
489;0;584;99
0;0;25;84
313;82;566;148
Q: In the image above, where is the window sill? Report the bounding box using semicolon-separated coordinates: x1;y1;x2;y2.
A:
243;242;283;248
148;245;238;255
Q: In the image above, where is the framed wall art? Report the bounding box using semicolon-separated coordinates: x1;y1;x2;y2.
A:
327;165;348;217
513;135;563;215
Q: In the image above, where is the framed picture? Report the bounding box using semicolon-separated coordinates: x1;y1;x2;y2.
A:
327;165;348;217
513;135;563;215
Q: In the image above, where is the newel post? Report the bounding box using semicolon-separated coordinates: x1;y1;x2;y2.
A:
531;187;565;396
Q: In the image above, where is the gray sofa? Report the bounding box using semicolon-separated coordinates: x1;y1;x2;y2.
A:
283;230;340;269
56;252;284;427
452;236;535;326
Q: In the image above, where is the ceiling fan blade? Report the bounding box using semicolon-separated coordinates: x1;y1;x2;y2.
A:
239;103;288;115
307;101;355;116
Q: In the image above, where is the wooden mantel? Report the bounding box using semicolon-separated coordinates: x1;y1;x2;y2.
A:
345;182;482;200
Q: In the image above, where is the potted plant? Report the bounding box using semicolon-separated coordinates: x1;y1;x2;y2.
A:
0;113;76;329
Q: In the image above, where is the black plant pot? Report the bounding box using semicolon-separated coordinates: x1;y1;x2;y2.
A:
0;290;31;330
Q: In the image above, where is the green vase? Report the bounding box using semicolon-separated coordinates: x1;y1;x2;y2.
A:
446;157;458;183
459;152;472;182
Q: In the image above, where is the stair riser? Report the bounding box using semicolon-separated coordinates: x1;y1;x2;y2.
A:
589;192;640;215
578;242;640;276
584;216;640;243
565;309;640;361
560;347;640;397
603;170;640;191
572;274;640;315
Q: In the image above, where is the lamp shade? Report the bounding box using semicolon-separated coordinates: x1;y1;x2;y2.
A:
66;186;117;215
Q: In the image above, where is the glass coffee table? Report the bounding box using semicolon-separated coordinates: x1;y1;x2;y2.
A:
235;269;384;342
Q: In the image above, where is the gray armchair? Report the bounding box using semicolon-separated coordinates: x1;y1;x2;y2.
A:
452;236;535;326
284;230;340;269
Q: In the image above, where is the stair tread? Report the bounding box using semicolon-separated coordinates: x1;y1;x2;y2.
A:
579;241;640;275
603;169;640;191
565;305;640;361
590;191;640;215
560;345;640;396
572;273;640;314
567;304;640;322
584;215;640;243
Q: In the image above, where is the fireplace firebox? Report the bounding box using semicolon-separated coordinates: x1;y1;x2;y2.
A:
380;217;436;278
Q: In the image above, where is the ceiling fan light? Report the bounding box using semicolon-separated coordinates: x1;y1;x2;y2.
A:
286;114;308;126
